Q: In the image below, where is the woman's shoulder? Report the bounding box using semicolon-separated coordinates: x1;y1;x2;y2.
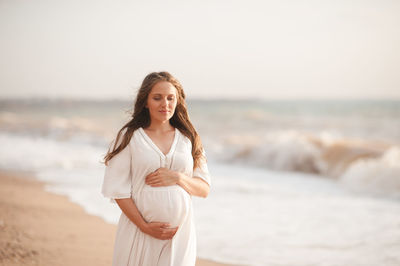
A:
130;127;145;143
176;128;193;147
111;128;140;146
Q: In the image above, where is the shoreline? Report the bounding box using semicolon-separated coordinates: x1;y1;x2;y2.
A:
0;169;232;266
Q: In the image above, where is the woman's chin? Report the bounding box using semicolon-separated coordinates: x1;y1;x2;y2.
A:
153;114;173;123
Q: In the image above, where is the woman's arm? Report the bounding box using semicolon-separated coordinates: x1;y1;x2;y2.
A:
177;174;210;198
115;198;178;240
145;168;210;198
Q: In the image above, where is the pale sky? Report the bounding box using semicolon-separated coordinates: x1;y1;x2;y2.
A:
0;0;399;100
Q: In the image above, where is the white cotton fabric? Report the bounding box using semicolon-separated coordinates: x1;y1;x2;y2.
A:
101;127;211;266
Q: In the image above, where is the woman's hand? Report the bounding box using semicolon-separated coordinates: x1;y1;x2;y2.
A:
115;198;178;240
145;168;179;187
140;222;178;240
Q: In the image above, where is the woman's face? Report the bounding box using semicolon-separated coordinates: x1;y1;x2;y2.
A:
146;81;178;123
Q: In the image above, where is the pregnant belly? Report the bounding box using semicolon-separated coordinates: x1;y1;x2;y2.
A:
136;185;191;228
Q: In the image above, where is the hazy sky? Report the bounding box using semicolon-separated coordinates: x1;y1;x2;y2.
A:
0;0;399;100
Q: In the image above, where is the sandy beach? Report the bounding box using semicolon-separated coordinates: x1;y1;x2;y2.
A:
0;170;230;266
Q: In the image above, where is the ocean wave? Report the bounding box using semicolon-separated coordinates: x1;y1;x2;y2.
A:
339;147;400;198
0;111;115;141
0;132;106;171
205;130;400;198
207;130;396;181
2;107;399;198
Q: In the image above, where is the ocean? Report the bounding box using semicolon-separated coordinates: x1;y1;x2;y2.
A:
1;98;399;266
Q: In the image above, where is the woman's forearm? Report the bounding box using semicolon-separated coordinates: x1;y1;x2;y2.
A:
145;168;210;197
115;198;147;230
176;173;210;198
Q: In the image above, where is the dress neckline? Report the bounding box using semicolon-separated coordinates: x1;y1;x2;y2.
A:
139;127;179;157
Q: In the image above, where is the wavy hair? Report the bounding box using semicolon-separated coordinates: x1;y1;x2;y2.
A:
103;71;204;169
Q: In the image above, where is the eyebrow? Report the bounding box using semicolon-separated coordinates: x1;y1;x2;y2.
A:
150;93;176;96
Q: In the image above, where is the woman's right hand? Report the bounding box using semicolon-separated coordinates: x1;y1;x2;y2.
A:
140;222;178;240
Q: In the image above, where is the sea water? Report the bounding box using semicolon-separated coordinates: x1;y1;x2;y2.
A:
0;99;399;266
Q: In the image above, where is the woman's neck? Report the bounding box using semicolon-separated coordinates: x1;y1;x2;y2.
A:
146;120;174;132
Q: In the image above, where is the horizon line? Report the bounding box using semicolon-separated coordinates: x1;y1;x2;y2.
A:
0;95;400;102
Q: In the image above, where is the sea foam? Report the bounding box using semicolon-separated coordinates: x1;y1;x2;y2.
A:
340;146;400;198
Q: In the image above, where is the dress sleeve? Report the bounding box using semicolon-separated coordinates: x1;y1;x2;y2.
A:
192;150;211;186
101;138;132;204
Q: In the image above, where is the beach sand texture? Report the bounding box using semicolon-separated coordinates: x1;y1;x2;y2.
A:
0;170;230;266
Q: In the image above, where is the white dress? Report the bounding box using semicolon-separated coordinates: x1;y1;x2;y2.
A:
101;127;211;266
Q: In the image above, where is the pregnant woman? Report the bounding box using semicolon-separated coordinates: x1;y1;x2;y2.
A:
101;71;211;266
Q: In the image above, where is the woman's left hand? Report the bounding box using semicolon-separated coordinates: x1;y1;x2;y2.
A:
145;168;179;187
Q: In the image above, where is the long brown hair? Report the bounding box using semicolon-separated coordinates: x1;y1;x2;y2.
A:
103;71;204;169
